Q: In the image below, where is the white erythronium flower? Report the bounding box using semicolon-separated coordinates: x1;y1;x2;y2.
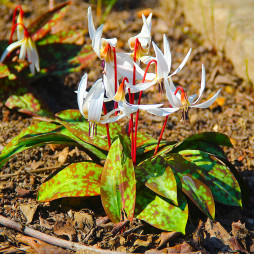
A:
125;35;192;93
0;31;40;75
88;6;117;62
128;13;152;60
148;65;221;121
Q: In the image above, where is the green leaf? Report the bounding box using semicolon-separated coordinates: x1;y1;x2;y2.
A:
0;122;61;168
37;161;102;202
58;118;125;151
172;132;233;154
55;109;84;122
100;136;136;222
135;183;188;233
5;93;51;117
30;1;71;41
136;156;178;205
164;154;215;219
179;150;242;207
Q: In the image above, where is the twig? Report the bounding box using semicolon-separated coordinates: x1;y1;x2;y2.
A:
0;215;122;254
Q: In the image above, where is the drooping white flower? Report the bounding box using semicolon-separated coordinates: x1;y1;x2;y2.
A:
128;13;152;59
1;32;40;75
125;35;191;93
148;65;221;121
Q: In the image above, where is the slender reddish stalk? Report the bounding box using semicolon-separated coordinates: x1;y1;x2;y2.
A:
103;103;111;149
9;6;24;45
133;59;157;165
113;47;118;116
153;86;185;155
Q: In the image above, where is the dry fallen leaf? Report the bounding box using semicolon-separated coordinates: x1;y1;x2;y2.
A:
19;204;38;224
157;232;180;249
73;209;96;233
53;220;77;241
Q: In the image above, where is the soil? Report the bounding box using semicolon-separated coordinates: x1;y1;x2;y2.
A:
0;0;253;253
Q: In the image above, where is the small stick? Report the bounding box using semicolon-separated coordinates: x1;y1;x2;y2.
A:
0;215;122;254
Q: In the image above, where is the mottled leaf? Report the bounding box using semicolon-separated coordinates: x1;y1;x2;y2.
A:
5;93;51;117
0;122;61;168
37;161;102;202
55;109;83;122
136;156;178;205
135;183;188;234
164;154;215;219
179;150;242;207
100;136;136;223
30;1;71;41
172;132;233;152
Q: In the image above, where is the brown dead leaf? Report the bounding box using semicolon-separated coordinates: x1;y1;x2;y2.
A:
31;160;44;170
16;235;71;254
16;188;31;197
111;220;129;235
96;216;110;226
157;232;180;249
73;209;96;233
204;219;244;252
57;147;69;164
53;220;77;241
161;242;196;253
193;220;205;245
39;216;53;230
19;204;38;224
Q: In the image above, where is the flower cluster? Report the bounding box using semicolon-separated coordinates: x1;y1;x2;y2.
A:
0;6;40;75
77;7;220;162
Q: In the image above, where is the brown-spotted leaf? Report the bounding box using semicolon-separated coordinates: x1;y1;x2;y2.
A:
100;136;136;223
136;156;178;205
37;162;103;202
164;154;215;219
30;1;71;41
5;93;51;117
179;150;242;207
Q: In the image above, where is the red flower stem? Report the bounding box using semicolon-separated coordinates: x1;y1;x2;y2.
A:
9;6;24;45
103;103;111;149
113;47;118;116
153;86;185;155
133;59;157;165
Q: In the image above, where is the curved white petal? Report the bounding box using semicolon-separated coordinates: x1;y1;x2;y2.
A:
104;63;116;99
88;7;96;40
0;40;23;62
125;79;156;93
146;13;152;32
19;41;27;60
152;41;168;79
170;48;192;76
88;82;104;122
28;38;40;72
26;41;35;75
188;94;197;104
101;112;125;124
103;38;117;47
148;107;179;116
140;55;155;64
77;73;88;115
164;78;182;108
191;89;221;108
163;34;171;72
168;76;176;93
92;25;103;58
193;64;206;104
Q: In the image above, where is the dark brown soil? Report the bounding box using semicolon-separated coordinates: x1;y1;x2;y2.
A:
0;0;253;253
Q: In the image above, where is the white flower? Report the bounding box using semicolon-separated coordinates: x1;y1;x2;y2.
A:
148;65;221;121
88;6;117;62
128;13;152;58
0;33;40;75
125;35;191;93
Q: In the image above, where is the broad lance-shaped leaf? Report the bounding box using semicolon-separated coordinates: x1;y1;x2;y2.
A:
179;150;242;207
164;154;215;219
135;182;188;234
172;132;233;153
5;93;51;117
55;109;83;122
30;1;71;41
136;156;178;205
0;122;61;168
100;136;136;223
20;126;107;160
37;162;102;202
